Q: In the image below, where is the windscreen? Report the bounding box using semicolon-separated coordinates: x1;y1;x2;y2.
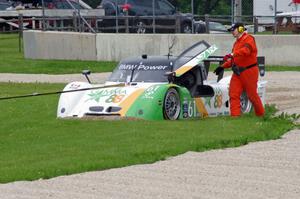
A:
0;3;10;10
108;57;172;83
131;66;171;82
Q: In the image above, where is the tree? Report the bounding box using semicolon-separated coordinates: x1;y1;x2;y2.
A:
168;0;179;7
84;0;101;8
177;0;231;15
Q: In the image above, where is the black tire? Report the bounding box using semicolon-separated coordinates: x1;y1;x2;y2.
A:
163;88;181;120
134;20;147;34
181;23;192;34
240;92;252;113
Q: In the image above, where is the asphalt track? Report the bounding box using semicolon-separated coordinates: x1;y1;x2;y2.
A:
0;71;299;199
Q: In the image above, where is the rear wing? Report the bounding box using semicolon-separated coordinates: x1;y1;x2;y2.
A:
203;56;266;81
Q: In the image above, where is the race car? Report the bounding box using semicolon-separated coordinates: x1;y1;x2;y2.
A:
57;40;267;120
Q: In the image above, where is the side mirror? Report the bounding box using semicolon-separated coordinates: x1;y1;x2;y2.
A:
82;70;91;83
257;56;265;77
165;71;176;83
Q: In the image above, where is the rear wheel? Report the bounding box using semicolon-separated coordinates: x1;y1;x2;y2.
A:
181;23;192;34
240;92;252;113
163;88;181;120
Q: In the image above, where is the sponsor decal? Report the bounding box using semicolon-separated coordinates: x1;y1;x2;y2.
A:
119;63;168;71
69;83;81;89
87;88;126;102
195;45;218;65
175;45;218;76
182;98;204;118
182;98;188;118
204;97;212;108
188;100;199;117
105;94;126;103
142;85;160;99
213;88;223;108
223;111;230;115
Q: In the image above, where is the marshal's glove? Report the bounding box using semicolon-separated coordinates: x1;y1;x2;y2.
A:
214;66;224;76
223;53;233;62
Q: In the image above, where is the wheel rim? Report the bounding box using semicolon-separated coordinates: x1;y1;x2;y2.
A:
164;88;181;120
183;24;192;33
136;21;146;34
240;92;252;113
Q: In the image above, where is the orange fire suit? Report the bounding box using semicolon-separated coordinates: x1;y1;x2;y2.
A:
222;32;265;116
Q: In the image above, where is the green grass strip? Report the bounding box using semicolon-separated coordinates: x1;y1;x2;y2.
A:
0;82;296;183
0;34;117;74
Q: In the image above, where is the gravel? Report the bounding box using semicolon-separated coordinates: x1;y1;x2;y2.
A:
0;71;299;199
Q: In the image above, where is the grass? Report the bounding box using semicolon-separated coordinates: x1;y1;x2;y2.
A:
0;34;117;74
209;64;300;72
264;65;300;71
0;33;300;74
256;31;297;35
0;82;296;183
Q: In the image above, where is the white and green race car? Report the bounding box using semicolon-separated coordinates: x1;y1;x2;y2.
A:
57;41;267;120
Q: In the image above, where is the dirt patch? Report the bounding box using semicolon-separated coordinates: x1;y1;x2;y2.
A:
262;72;300;117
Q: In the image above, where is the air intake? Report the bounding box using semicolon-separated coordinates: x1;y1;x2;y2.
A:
89;106;104;112
106;106;122;113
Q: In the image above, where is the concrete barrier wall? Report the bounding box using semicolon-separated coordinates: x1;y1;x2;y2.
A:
95;34;234;62
24;31;97;61
24;30;300;66
255;35;300;66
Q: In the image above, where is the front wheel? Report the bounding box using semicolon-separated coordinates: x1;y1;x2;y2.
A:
163;88;181;120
